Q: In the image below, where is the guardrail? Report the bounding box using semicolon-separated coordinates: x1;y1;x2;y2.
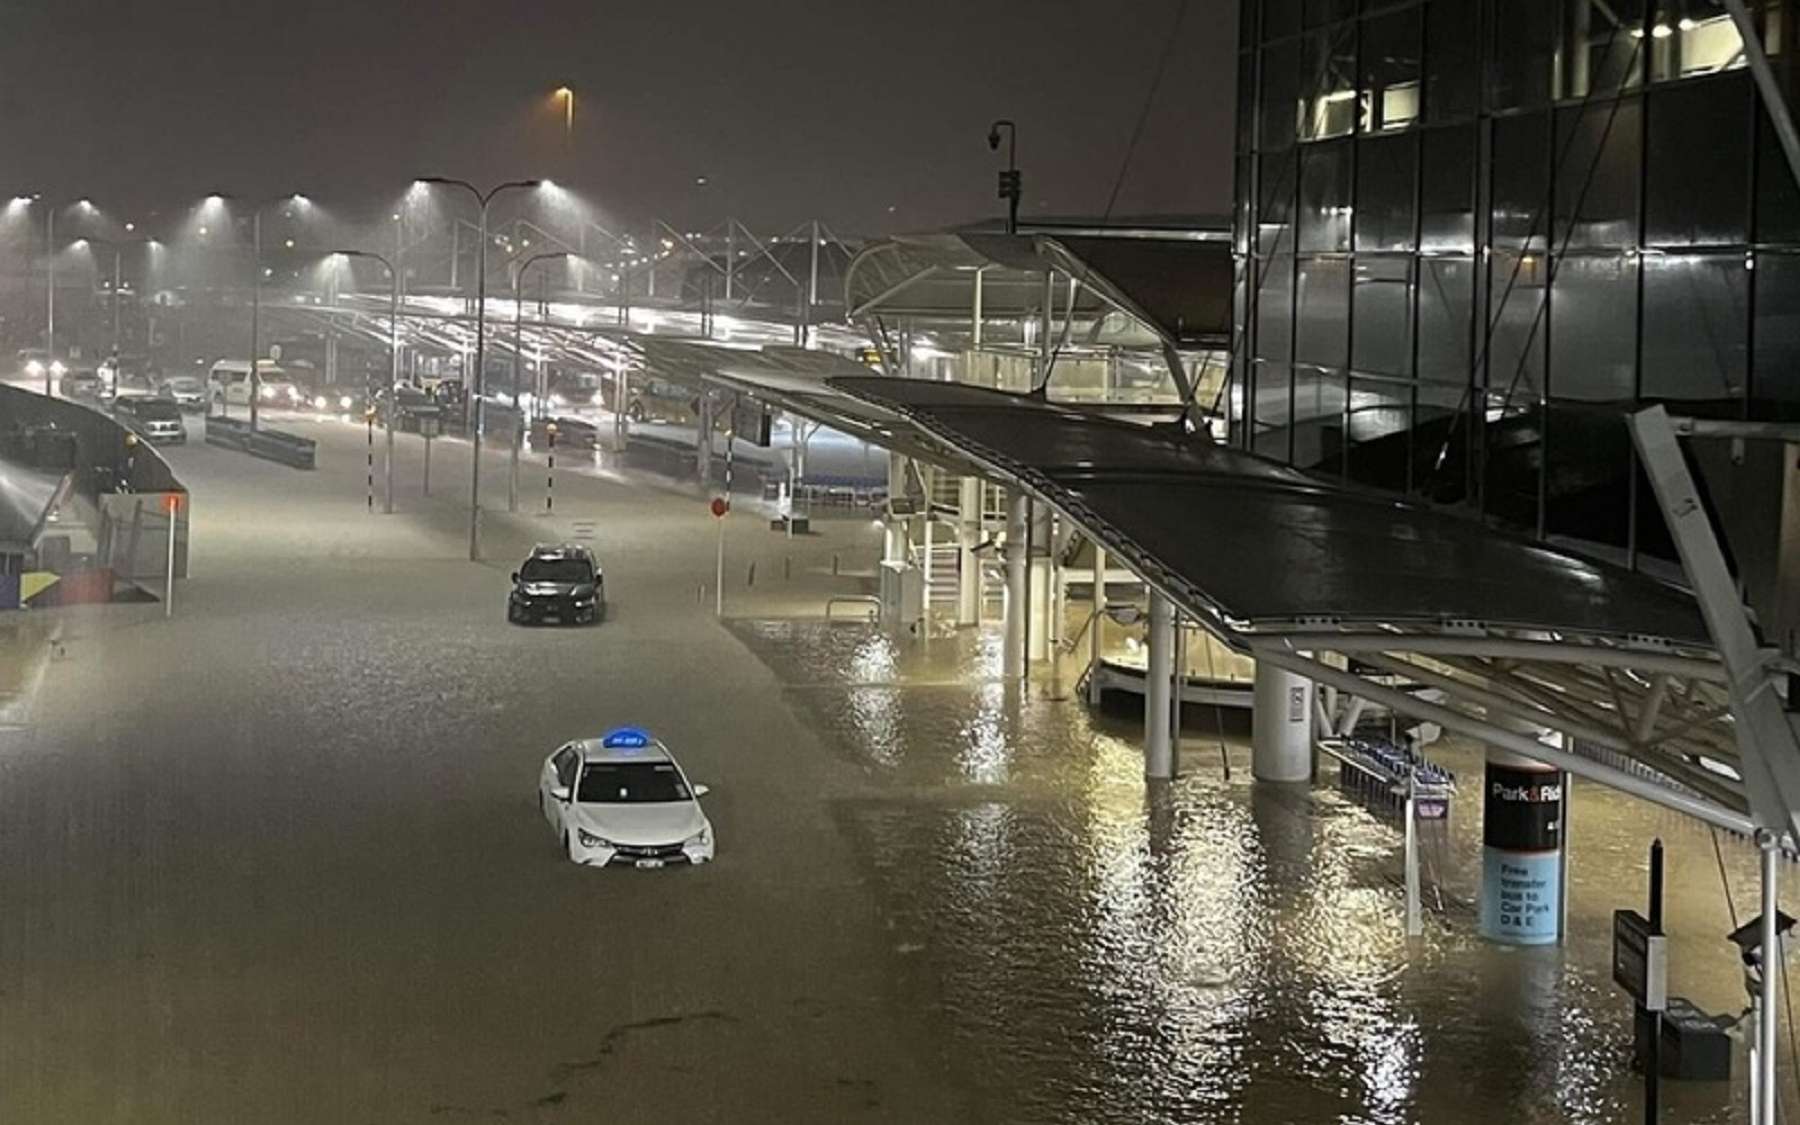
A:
824;594;880;621
204;414;316;469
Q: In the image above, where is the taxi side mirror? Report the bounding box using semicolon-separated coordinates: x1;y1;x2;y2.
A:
549;785;570;802
692;784;711;798
510;572;520;583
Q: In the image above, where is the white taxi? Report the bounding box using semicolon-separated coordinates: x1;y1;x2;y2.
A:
538;728;715;868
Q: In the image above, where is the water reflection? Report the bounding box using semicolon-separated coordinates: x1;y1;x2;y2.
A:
733;619;1773;1124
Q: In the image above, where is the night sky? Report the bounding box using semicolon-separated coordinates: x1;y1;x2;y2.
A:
0;0;1236;234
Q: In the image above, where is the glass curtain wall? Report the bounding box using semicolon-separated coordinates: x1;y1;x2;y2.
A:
1234;0;1800;565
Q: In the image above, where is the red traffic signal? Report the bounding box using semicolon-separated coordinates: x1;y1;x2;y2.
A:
709;497;729;519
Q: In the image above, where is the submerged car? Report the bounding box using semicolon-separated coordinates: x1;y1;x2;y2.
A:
158;375;207;411
538;728;714;867
113;395;186;444
507;544;603;625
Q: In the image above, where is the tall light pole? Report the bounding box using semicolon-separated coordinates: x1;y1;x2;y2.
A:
418;177;542;562
510;250;568;512
334;249;401;514
987;119;1021;235
209;193;310;431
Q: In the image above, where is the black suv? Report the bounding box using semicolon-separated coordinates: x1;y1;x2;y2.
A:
508;545;603;625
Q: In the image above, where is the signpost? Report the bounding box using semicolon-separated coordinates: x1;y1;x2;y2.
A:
711;495;728;616
421;412;439;496
163;493;180;618
1613;839;1667;1123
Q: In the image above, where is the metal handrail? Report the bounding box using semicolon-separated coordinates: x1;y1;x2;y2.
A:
825;595;880;621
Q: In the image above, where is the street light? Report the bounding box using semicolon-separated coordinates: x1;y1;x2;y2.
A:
208;192;311;429
71;232;153;364
988;119;1021;235
510;249;569;512
554;86;574;144
332;249;401;515
417;176;543;562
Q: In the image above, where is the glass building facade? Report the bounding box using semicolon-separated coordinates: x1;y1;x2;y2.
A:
1232;0;1800;567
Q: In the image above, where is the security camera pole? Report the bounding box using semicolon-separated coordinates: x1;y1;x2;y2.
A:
988;119;1021;236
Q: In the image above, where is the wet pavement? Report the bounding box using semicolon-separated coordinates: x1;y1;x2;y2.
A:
0;411;1791;1122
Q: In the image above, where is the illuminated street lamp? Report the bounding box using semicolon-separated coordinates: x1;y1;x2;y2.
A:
416;176;543;562
331;249;401;515
554;86;575;144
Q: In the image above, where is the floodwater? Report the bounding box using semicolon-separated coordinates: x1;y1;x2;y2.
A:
733;619;1792;1124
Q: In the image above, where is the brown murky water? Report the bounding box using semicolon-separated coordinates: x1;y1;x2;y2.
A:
733;618;1791;1124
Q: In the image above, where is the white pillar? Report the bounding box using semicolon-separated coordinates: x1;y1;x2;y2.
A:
885;451;907;563
1145;593;1175;780
1252;660;1313;783
1003;492;1028;679
1028;558;1052;662
957;477;981;627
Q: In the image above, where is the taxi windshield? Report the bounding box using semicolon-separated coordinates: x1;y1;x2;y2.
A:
577;762;690;803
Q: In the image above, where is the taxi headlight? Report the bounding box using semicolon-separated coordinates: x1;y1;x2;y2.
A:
49;360;66;375
312;395;328;410
338;394;353;410
577;829;612;849
683;827;712;849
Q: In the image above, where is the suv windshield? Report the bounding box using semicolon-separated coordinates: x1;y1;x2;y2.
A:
577;762;690;803
520;557;592;584
133;400;181;421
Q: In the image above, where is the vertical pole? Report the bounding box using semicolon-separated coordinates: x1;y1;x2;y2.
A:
1145;593;1175;779
1171;614;1185;775
470;199;489;562
423;431;432;495
725;223;735;302
808;219;820;310
45;207;55;396
112;249;122;356
922;511;935;614
957;476;981;626
1003;492;1028;679
1038;268;1054;392
450;220;460;291
546;426;557;512
1646;836;1663;1125
1558;771;1573;943
386;267;397;514
1021;498;1034;671
250;211;262;431
366;410;374;512
1758;830;1779;1125
714;516;725;617
510;267;522;513
1405;780;1423;935
164;497;177;618
972;266;985;350
1088;543;1106;705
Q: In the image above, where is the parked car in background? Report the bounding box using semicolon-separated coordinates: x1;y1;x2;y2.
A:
529;415;601;451
59;369;104;402
113;395;187;444
207;360;304;409
157;375;207;411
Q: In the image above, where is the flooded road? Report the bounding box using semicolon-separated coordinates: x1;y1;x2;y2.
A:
1;414;1787;1123
734;619;1789;1124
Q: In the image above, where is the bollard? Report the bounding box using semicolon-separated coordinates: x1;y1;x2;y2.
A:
832;553;840;576
546;422;558;514
747;561;756;587
366;411;375;512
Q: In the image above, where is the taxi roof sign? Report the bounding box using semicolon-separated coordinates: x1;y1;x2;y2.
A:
601;726;653;750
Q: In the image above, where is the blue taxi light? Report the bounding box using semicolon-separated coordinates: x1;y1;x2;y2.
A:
601;727;652;750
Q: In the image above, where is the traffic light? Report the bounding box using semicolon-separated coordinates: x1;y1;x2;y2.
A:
997;169;1022;202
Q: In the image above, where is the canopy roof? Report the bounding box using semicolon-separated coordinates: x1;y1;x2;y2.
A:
844;231;1233;348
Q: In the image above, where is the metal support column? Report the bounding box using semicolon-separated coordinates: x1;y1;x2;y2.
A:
1003;492;1028;680
957;477;981;627
1757;830;1780;1125
1088;544;1107;705
1146;593;1175;780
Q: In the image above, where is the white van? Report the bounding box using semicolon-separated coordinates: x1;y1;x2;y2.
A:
208;360;302;408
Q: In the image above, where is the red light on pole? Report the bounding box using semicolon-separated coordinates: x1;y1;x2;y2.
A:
710;496;728;519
